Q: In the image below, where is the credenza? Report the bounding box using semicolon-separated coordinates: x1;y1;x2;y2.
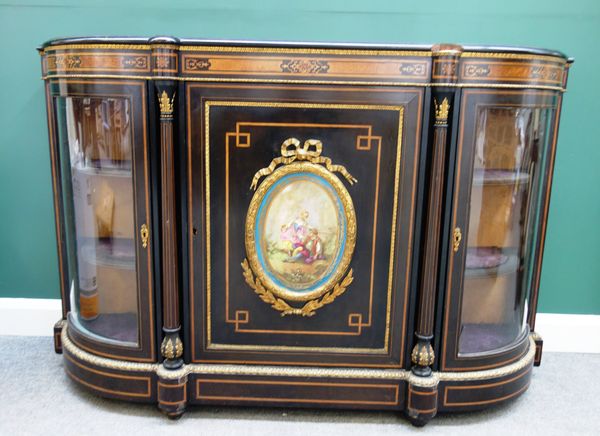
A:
39;36;572;425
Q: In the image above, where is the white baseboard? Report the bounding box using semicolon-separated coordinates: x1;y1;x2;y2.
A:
534;313;600;353
0;298;63;336
0;298;598;353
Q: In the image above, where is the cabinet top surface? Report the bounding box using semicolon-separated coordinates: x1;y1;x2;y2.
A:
38;36;570;61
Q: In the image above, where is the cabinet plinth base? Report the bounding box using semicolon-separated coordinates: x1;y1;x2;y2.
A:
60;324;537;425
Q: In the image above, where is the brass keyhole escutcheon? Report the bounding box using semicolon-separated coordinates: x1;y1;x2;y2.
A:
453;227;462;252
140;224;149;248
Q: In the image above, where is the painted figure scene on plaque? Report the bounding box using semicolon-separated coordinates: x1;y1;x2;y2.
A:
259;173;346;294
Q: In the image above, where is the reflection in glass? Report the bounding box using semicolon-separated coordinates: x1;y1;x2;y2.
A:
459;107;552;354
55;97;139;346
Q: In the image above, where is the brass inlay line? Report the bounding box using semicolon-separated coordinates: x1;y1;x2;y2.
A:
41;43;181;53
384;108;404;351
461;51;567;64
219;119;382;337
41;43;566;63
207;342;386;354
64;368;148;399
196;378;399;406
45;74;153;80
64;353;152;398
203;100;403;352
41;74;567;91
193;358;403;368
42;43;429;56
226;121;381;151
179;46;431;56
43;44;567;64
187;85;196;358
432;49;462;56
443;368;532;407
204;97;213;347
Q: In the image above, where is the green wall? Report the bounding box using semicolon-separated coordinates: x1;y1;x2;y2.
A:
0;0;598;314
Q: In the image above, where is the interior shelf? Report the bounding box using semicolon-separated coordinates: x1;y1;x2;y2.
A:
80;238;136;270
465;247;519;278
72;162;132;178
459;323;523;354
472;169;530;186
75;312;138;346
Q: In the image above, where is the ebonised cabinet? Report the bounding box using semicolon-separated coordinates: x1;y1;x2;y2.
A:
39;37;571;425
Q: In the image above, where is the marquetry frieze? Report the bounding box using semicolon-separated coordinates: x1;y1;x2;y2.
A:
45;52;151;75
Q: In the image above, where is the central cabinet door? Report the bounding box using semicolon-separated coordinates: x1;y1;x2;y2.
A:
186;84;423;367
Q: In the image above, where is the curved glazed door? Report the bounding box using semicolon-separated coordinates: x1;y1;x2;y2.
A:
186;83;425;368
48;79;156;362
441;89;561;371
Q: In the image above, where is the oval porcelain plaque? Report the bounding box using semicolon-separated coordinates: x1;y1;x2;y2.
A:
245;162;356;302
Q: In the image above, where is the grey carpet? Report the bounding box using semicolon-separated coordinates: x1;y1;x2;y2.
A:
0;336;598;436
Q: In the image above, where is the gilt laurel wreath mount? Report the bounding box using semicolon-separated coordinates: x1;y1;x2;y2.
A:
242;138;358;317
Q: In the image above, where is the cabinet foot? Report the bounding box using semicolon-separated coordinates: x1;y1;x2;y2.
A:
157;373;188;418
165;411;185;420
53;319;65;354
532;332;543;366
405;378;438;427
406;415;430;427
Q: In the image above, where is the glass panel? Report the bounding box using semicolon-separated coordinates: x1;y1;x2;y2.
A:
55;96;139;346
458;106;553;355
